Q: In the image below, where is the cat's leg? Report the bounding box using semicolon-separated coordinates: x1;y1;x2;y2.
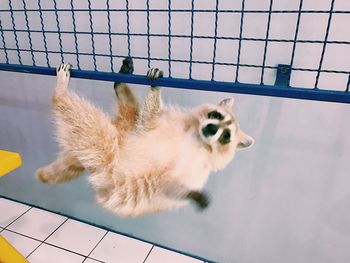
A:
36;151;84;184
137;68;164;131
112;58;139;136
53;63;118;173
99;169;209;217
161;180;210;210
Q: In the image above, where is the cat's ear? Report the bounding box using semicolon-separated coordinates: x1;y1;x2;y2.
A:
237;132;254;150
219;97;235;110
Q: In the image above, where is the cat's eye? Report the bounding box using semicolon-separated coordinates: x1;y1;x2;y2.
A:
219;129;231;145
208;111;224;120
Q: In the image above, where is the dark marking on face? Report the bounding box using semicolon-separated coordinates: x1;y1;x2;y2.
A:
202;124;219;137
219;129;231;145
208;110;224;120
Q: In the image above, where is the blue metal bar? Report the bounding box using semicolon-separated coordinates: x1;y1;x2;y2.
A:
189;0;195;79
1;8;349;14
260;0;274;85
314;0;335;89
290;0;303;67
8;0;22;64
70;0;80;70
0;18;9;64
87;0;97;71
146;0;151;69
52;0;64;63
235;0;245;82
38;0;50;67
211;0;219;81
126;0;131;57
22;0;35;66
167;0;172;77
106;0;114;72
0;63;348;104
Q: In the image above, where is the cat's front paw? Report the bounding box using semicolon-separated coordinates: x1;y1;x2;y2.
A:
56;63;72;87
187;191;210;210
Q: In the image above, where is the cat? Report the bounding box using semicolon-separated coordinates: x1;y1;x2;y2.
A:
36;58;254;217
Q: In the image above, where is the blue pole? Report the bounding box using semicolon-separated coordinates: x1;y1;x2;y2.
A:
0;63;349;104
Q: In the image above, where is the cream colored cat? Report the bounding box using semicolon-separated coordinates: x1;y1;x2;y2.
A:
36;59;254;217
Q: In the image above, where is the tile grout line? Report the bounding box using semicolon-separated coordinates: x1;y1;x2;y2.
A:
43;217;69;243
84;230;109;262
143;244;154;263
3;206;32;229
83;257;105;263
28;242;88;259
4;228;43;243
25;217;69;259
25;240;42;259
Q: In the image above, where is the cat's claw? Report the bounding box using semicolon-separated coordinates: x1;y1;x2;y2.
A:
57;63;72;74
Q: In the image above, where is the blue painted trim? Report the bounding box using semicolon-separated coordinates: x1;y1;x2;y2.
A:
0;63;349;104
0;8;348;14
0;194;216;263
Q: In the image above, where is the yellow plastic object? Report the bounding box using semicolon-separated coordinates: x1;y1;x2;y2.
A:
0;150;22;177
0;235;28;263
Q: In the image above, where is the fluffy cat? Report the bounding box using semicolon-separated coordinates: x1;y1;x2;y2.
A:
36;58;254;217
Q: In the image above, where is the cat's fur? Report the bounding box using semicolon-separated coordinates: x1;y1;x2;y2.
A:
36;60;254;217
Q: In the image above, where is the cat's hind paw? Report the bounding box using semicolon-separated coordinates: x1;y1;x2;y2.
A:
119;57;134;74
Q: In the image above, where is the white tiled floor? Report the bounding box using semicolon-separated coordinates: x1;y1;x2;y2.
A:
84;258;102;263
27;243;85;263
146;247;204;263
89;231;153;262
0;198;30;227
0;198;205;263
1;229;41;257
6;207;67;241
46;218;107;256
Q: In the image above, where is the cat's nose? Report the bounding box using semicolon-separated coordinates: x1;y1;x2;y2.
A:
202;124;219;137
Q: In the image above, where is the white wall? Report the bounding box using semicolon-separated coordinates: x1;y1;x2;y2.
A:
0;0;350;262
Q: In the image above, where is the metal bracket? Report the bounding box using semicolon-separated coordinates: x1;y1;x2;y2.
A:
275;64;291;87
